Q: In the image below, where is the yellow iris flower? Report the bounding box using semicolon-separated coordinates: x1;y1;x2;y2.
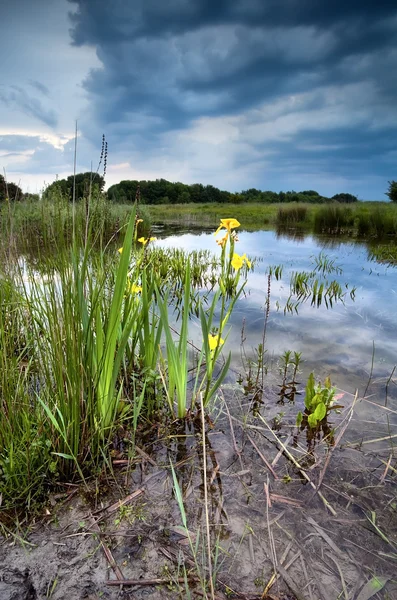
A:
136;218;143;224
231;252;251;270
208;334;224;351
214;218;241;236
128;283;142;294
138;236;157;245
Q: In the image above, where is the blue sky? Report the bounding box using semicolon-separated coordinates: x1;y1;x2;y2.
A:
1;0;396;198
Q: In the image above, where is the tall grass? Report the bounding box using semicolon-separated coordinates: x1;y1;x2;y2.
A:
276;204;308;225
0;201;249;510
312;203;355;234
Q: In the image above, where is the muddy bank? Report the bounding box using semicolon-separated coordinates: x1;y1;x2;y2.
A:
1;386;396;600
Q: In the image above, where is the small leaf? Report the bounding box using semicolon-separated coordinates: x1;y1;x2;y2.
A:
308;413;317;428
313;402;327;422
296;411;303;427
52;452;73;460
356;576;388;600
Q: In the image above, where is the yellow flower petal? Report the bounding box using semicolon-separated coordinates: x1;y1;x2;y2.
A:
129;283;142;294
231;253;244;270
118;247;123;254
241;253;252;269
138;237;148;245
208;334;224;351
136;218;143;224
214;218;240;236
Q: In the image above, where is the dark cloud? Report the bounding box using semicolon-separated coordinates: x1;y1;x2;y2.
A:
68;0;397;43
11;0;390;197
68;1;397;126
29;80;50;97
0;85;58;127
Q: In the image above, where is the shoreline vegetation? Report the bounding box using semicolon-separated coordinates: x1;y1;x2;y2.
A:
3;196;397;258
0;186;396;598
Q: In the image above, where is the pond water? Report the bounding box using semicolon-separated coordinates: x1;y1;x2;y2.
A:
155;225;397;430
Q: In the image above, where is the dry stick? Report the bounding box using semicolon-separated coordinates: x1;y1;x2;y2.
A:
363;340;375;399
135;445;157;466
246;433;279;479
385;365;396;407
272;434;292;467
299;554;314;600
325;551;349;600
200;392;215;600
72;120;78;240
380;453;393;484
106;577;195;586
88;515;124;582
262;550;301;599
316;390;358;491
257;414;336;516
223;396;245;472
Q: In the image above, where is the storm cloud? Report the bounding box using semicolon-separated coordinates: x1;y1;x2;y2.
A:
1;0;396;197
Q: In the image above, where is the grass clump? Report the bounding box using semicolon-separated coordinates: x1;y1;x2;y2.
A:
0;207;249;511
313;203;355;234
276;203;308;226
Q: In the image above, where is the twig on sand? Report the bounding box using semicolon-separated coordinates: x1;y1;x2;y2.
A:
316;390;358;491
247;433;279;479
256;414;336;516
223;396;245;472
200;391;216;600
106;576;195;586
88;515;124;582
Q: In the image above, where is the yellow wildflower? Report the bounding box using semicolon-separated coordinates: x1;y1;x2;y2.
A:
214;218;241;236
208;334;224;351
128;283;142;294
241;253;252;269
231;252;251;270
136;218;143;224
138;236;157;245
118;247;123;254
231;253;244;270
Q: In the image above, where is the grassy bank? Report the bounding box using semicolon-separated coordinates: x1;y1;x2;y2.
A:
146;200;397;238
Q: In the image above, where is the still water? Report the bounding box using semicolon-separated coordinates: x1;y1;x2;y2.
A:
155;226;397;409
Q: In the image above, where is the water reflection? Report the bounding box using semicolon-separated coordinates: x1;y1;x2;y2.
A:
156;226;397;416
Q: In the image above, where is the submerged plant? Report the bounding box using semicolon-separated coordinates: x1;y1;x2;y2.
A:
296;372;343;430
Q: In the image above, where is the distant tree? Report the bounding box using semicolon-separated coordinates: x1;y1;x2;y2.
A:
331;193;358;203
385;181;397;202
43;172;105;202
300;190;320;197
178;190;191;203
0;174;24;201
24;193;40;202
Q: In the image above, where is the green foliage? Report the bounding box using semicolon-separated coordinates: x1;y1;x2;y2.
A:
276;204;308;225
385;180;397;202
313;203;355;233
331;192;358;203
296;373;340;429
107;178;353;206
42;172;105;202
0;174;24;202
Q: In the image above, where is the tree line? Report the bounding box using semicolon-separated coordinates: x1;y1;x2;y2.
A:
2;171;397;203
107;179;359;204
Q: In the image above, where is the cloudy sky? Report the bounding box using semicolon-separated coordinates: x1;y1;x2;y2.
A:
1;0;396;198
